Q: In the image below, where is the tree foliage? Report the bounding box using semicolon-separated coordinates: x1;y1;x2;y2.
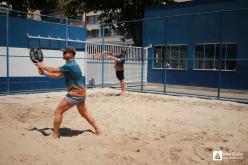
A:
0;0;59;13
61;0;176;46
1;0;176;46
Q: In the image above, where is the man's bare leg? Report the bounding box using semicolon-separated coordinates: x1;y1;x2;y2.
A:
76;104;101;135
120;79;126;95
52;99;73;139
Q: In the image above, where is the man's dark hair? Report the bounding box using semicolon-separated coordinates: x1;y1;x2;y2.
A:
62;46;76;56
121;50;126;54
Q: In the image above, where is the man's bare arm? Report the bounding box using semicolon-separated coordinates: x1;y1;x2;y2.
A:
42;66;61;73
43;71;64;78
35;61;61;73
109;56;120;62
103;51;120;62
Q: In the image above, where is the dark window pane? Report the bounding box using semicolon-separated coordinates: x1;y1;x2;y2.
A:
165;46;170;67
165;46;170;60
195;45;204;60
154;46;164;68
180;45;187;58
154;45;188;69
170;45;179;60
87;16;94;24
226;44;237;59
195;43;237;70
205;44;215;69
214;44;226;69
170;60;178;68
169;45;179;68
87;29;99;38
215;44;220;69
225;44;237;70
205;44;215;59
195;45;205;69
95;16;99;23
86;15;98;24
205;59;215;69
226;60;236;70
104;29;112;36
220;44;226;70
179;45;187;69
195;60;204;69
178;60;187;69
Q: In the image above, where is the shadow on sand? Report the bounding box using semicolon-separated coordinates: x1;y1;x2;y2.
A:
27;127;95;137
105;93;121;97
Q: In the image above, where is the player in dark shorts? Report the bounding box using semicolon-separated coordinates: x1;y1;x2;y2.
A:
34;46;101;139
105;50;126;95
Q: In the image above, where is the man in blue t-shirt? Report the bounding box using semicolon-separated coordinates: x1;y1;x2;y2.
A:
105;50;126;95
35;46;100;139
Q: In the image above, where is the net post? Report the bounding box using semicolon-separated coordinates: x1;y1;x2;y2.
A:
217;12;223;99
101;23;105;88
164;17;168;94
6;8;10;94
164;54;167;94
141;47;144;92
141;20;145;92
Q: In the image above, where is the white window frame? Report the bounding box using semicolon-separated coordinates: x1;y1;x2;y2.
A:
152;45;165;69
87;29;99;38
194;42;237;71
152;44;188;70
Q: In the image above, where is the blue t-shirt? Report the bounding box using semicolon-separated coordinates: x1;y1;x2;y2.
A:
114;54;126;67
59;60;84;89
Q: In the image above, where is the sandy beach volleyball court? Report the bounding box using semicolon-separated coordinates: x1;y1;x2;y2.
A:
0;88;247;165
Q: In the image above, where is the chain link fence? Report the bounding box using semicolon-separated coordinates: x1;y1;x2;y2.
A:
0;7;247;103
0;8;86;93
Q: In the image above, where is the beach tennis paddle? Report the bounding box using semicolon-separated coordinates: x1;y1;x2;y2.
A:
29;48;44;75
29;48;43;63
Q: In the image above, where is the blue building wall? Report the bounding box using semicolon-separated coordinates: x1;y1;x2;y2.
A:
143;0;248;90
0;16;87;49
0;16;87;93
0;77;86;93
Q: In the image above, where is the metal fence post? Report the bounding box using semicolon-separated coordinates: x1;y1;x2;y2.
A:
101;24;105;88
164;17;168;94
66;18;68;46
140;20;145;92
6;9;10;94
141;47;144;92
217;12;223;99
164;63;167;94
85;43;88;87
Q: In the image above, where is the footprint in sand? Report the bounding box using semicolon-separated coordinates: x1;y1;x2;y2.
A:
193;145;207;161
154;138;160;141
220;146;229;152
160;135;166;139
205;147;213;152
170;148;180;161
225;133;234;138
132;137;140;141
